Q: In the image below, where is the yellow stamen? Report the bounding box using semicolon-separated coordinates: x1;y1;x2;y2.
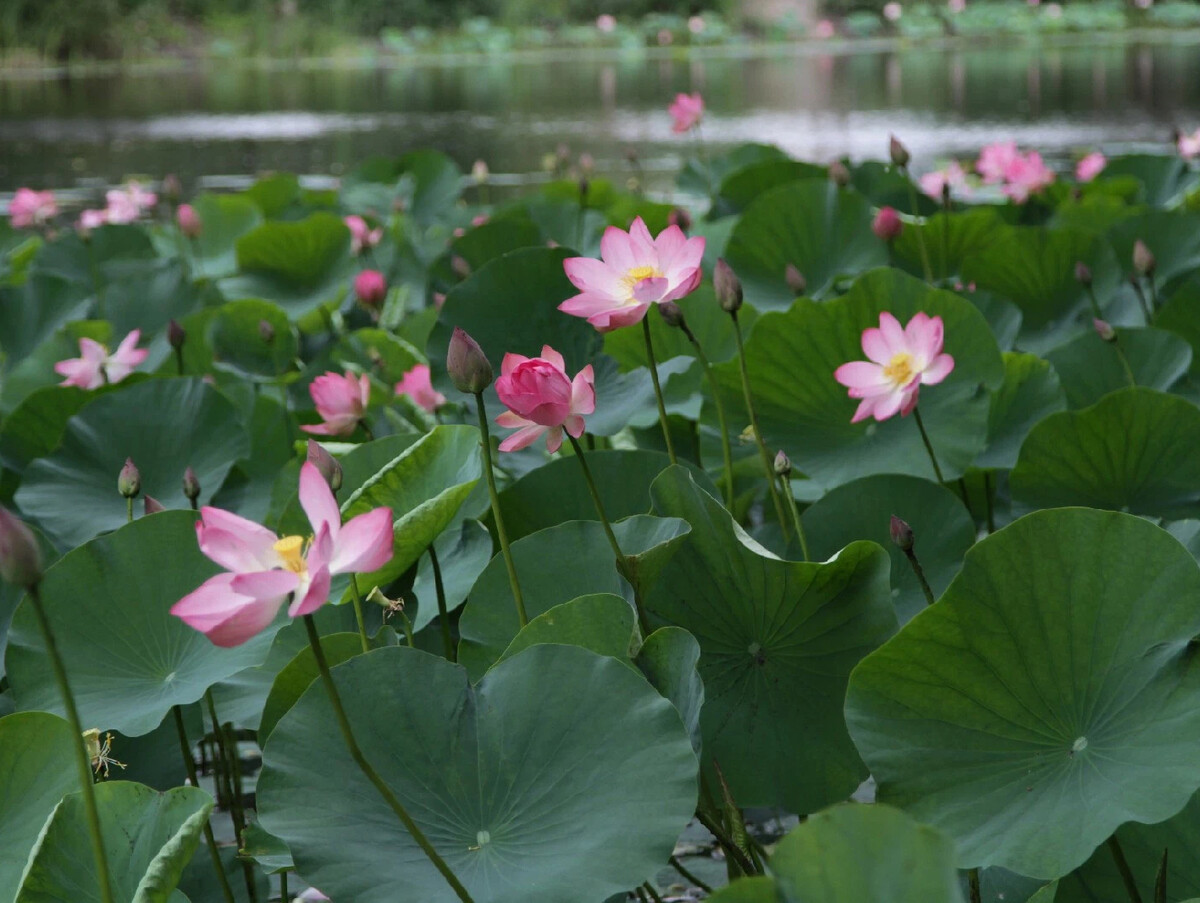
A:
274;535;307;574
620;264;665;303
883;351;916;388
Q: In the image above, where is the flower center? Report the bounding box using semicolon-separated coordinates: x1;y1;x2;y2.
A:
621;264;664;302
274;535;308;574
883;351;916;387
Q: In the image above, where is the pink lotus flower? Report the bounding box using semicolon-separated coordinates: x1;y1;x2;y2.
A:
395;364;446;413
345;215;383;255
1075;152;1106;182
1178;129;1200;159
301;372;371;437
883;2;903;20
834;312;955;423
9;188;57;228
918;161;971;199
495;346;595;453
976;141;1022;184
559;216;705;332
596;13;617;32
171;462;393;647
354;269;387;308
669;93;704;134
54;330;148;389
812;19;836;37
103;182;158;224
872;207;903;242
78;209;109;231
1001;151;1055;202
177;204;202;238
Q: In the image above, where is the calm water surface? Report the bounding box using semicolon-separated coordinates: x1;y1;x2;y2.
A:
2;35;1200;195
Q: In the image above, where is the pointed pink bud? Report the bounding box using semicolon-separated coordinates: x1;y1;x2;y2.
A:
1074;261;1092;286
168;319;186;350
828;160;851;187
118;458;141;499
889;134;911;168
658;301;685;328
183;466;201;502
785;263;807;296
354;269;387;308
1133;239;1156;277
714;258;743;313
306;440;343;492
1093;319;1116;342
890;515;914;551
0;507;42;589
447;327;493;394
774;450;792;476
872;207;904;242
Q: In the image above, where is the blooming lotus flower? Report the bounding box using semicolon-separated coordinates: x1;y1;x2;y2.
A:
975;141;1022;184
668;93;704;134
1075;152;1107;182
54;330;148;390
834;312;955;423
495;346;595;453
1001;150;1055;202
344;215;383;255
395;364;446;413
918;161;971;200
9;188;57;228
103;182;157;224
301;371;371;437
171;462;394;647
78;208;109;231
596;13;617;32
872;207;903;241
1178;129;1200;159
560;217;705;332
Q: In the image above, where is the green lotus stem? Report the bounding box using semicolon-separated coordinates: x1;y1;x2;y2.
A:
203;692;257;903
902;166;934;283
356;419;375;442
694;808;759;876
349;575;370;654
968;868;982;903
302;615;476;903
676;317;735;509
670;856;712;893
776;470;810;562
397;609;416;647
1148;274;1160;314
203;691;234;810
957;478;974;522
126;497;133;522
1084;283;1103;320
279;871;288;903
982;472;996;534
1108;835;1144;903
427;544;455;661
474;392;528;627
173;706;238;903
732;311;789;537
1131;280;1154;325
567;434;652;637
174;345;185;377
30;586;117;903
642;881;665;903
912;407;945;484
642;317;677;465
1113;339;1137;387
903;544;937;608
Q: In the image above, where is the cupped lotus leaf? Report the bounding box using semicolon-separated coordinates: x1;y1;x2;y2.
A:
1010;387;1200;519
208;299;298;381
457;515;690;681
723;180;887;309
713;268;1005;490
845;508;1200;879
0;712;78;901
894;208;1006;282
6;512;275;737
188;193;263;280
801;474;975;624
257;644;698;903
1108;211;1200;289
390;150;463;225
1044;327;1190;408
497;593;637;665
1101;153;1196;207
978;352;1066;471
410;519;493;634
16;781;212;903
647;467;896;813
240;173;301;217
635;626;705;756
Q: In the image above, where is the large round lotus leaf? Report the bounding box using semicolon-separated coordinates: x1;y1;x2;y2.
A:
257;644;698;903
497;593;637;666
17;781;212;903
430;218;544;290
0;271;91;369
6;512;276;737
457;514;691;681
1044;327;1191;408
894;208;1005;283
845;508;1200;879
977;352;1066;471
1109;211;1200;289
715;160;828;216
1010;387;1200;520
0;712;77;901
647;467;896;813
208;299;299;381
15;378;250;550
188;193;263;280
801;475;975;624
714;268;1004;490
723;179;887;309
635;626;705;755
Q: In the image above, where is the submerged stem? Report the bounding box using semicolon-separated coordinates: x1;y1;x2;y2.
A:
172;706;237;903
474;392;528;627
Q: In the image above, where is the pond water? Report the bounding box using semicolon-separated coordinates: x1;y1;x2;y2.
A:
2;34;1200;195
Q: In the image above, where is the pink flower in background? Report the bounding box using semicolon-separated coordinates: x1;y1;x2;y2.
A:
812;19;836;37
354;269;387;308
302;371;371;437
688;15;706;33
948;0;966;13
883;2;903;20
345;215;383;255
9;188;57;228
54;330;148;389
1002;150;1055;202
872;206;903;241
560;216;705;332
1075;152;1107;182
668;93;704;133
395;364;446;412
834;312;955;423
78;209;109;230
103;182;158;224
171;462;393;647
919;161;971;199
177;203;202;238
596;13;617;32
495;346;595;453
1178;129;1200;159
976;141;1022;184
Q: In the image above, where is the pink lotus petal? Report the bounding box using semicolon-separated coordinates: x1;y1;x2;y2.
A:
330;507;394;575
299;461;341;539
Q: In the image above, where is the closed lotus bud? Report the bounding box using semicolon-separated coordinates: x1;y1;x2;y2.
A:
1133;239;1156;276
307;440;344;493
714;258;743;313
447;326;493;394
182;466;201;502
167;319;186;350
1093;318;1117;342
828;160;851;187
1074;261;1092;286
659;301;686;328
668;207;692;232
258;319;275;343
143;496;165;515
872;206;904;242
774;450;792;476
785;263;807;296
354;269;388;308
118;457;141;499
889;514;914;551
176;203;201;238
889;134;911;168
450;255;471;279
0;507;43;589
471;159;489;183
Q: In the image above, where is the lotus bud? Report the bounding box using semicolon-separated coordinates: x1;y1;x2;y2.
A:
1133;239;1156;276
1074;261;1092;286
307;440;344;493
118;458;141;499
889;515;914;551
889;134;911;168
785;263;807;296
471;159;489;183
659;301;686;328
258;319;275;343
450;255;471;279
182;466;201;502
354;269;387;308
773;450;792;477
828;160;851;187
1093;318;1117;342
714;258;743;313
143;496;165;515
668;207;692;232
167;319;186;350
872;206;903;242
0;507;43;589
447;326;493;394
176;203;201;238
161;173;182;203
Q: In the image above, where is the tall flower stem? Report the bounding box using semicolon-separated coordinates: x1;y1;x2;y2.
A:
732;311;789;536
28;585;116;903
172;706;238;903
302;615;475;903
1108;835;1144;903
904;544;937;608
567;434;652;636
203;692;234;810
776;471;810;562
203;693;256;902
982;472;996;534
473;393;528;627
968;868;982;903
643;318;677;465
1131;280;1154;325
348;575;370;654
901;167;934;283
912;407;945;483
427;544;456;661
676;316;735;509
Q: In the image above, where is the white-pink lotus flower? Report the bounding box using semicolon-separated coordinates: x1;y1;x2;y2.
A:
668;93;704;134
1178;129;1200;159
1075;152;1107;182
54;330;148;390
560;217;705;332
834;312;955;423
918;161;971;200
301;371;371;437
9;188;57;228
171;462;394;647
